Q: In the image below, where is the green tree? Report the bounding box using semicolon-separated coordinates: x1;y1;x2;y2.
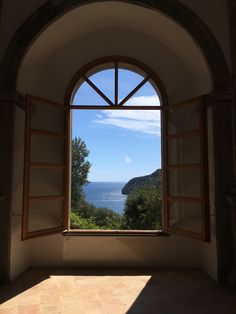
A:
70;212;100;229
71;137;91;210
122;186;162;230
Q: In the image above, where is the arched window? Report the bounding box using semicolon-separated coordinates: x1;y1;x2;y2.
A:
68;59;164;232
22;57;209;241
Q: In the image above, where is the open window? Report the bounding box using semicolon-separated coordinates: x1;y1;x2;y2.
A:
68;60;163;233
22;58;209;241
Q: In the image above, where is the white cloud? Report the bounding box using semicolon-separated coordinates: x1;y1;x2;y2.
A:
93;95;161;136
125;95;160;107
124;156;132;164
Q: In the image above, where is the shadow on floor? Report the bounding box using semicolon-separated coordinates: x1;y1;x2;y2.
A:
1;268;236;313
126;270;236;314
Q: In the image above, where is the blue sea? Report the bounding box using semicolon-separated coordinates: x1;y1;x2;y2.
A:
83;182;127;214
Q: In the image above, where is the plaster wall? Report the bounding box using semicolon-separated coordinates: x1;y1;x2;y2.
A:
0;0;231;69
201;107;217;280
10;106;30;281
8;1;218;282
17;26;212;104
26;234;202;269
179;0;231;67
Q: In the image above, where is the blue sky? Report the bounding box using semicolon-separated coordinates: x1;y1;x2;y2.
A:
72;69;162;182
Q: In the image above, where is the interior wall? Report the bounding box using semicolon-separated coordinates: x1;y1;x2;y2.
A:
0;0;45;61
179;0;231;67
17;28;211;104
0;0;231;69
201;107;217;280
8;1;219;282
10;106;30;281
26;234;202;270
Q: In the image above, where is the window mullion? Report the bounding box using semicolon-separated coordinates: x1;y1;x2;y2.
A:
118;76;150;106
83;75;114;106
115;62;118;106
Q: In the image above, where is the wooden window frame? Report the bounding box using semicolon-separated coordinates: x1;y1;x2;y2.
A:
64;57;168;235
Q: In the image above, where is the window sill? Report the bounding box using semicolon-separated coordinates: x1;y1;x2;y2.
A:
63;229;170;237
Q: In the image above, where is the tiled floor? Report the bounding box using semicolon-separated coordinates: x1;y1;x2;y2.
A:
0;268;236;314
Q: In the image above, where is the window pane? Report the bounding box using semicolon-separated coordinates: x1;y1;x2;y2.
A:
118;68;145;102
168;101;199;135
88;69;115;104
72;81;110;106
168;136;200;165
30;168;64;197
125;82;160;107
168;168;201;198
31;134;64;164
28;200;63;232
31;101;64;133
168;201;201;233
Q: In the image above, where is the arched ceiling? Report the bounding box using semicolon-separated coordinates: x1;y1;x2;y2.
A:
17;1;212;103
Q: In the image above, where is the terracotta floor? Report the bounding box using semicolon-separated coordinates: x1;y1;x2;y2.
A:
0;268;236;314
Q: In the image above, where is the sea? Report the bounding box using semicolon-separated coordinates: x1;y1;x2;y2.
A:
83;182;127;214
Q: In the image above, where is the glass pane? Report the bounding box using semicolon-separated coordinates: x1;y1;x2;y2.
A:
28;200;63;232
89;69;114;104
30;168;64;196
168;168;201;198
72;81;110;106
168;100;200;135
31;134;64;164
168;201;201;233
31;101;64;133
168;136;200;165
125;81;160;107
118;68;145;103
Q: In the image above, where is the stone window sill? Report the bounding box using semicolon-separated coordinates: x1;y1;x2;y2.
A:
63;230;170;237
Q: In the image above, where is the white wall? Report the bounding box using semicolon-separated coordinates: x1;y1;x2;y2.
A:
201;107;217;280
10;106;30;281
180;0;231;67
18;28;198;104
9;1;218;281
26;234;201;270
0;0;231;69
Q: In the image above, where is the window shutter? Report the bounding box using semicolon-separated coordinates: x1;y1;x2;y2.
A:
164;96;210;241
22;95;69;239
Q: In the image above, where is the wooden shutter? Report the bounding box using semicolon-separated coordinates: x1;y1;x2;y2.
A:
22;95;69;239
164;96;210;241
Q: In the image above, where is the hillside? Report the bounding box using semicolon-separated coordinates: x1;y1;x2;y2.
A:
122;169;162;195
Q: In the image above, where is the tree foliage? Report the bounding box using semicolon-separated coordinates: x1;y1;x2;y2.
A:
71;203;122;230
76;199;122;229
122;186;162;230
71;137;91;210
70;136;122;230
70;212;100;229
